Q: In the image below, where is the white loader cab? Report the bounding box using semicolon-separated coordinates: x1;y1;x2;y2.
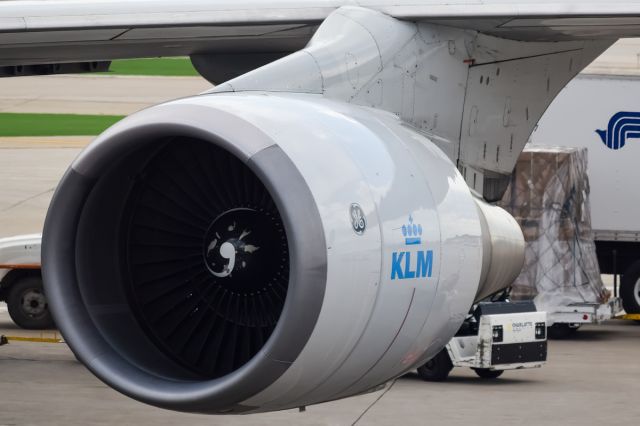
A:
0;234;53;329
417;301;547;381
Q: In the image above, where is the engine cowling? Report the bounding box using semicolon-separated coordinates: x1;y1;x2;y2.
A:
42;92;523;413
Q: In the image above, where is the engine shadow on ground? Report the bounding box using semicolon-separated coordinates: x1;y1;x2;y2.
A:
0;317;22;330
400;372;537;386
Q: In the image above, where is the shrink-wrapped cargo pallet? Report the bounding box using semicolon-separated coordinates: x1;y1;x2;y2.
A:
499;146;608;312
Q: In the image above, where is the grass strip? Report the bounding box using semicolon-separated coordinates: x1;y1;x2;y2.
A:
0;113;124;136
105;57;199;77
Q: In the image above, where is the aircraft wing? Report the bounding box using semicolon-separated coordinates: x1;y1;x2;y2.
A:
3;0;640;67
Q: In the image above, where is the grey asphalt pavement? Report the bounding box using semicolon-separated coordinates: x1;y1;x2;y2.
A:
1;311;639;426
0;74;209;238
0;145;81;238
0;75;210;115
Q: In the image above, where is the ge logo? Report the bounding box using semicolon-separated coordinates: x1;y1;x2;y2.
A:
350;203;366;235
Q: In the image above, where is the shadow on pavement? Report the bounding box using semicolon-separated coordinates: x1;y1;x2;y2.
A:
400;372;537;386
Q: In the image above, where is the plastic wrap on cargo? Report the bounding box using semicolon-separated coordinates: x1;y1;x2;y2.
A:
499;146;607;312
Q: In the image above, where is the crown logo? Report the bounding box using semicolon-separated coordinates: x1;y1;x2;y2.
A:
402;215;422;245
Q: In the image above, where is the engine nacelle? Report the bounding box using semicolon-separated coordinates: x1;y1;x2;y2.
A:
42;92;523;413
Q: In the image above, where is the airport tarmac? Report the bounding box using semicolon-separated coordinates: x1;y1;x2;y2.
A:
1;311;639;426
0;75;210;115
0;74;208;238
0;144;82;237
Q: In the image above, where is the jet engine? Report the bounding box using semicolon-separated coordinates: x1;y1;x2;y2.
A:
42;92;523;413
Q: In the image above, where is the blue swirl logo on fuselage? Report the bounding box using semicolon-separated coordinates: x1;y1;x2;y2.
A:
596;111;640;150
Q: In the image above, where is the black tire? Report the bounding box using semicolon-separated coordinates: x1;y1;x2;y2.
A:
6;275;54;329
621;261;640;314
473;368;504;379
417;349;453;382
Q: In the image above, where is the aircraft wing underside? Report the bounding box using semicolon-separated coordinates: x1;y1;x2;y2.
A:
2;0;640;67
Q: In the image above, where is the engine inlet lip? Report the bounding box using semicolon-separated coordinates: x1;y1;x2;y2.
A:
41;100;328;413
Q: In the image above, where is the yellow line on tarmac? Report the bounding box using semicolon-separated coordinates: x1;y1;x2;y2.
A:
0;263;41;270
4;335;64;343
618;313;640;321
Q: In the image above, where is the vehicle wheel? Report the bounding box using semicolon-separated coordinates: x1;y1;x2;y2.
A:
6;276;54;329
621;261;640;314
472;368;504;379
417;349;453;382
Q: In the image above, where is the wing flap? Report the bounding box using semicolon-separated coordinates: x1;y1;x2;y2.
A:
0;29;127;45
465;16;640;41
0;1;330;67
